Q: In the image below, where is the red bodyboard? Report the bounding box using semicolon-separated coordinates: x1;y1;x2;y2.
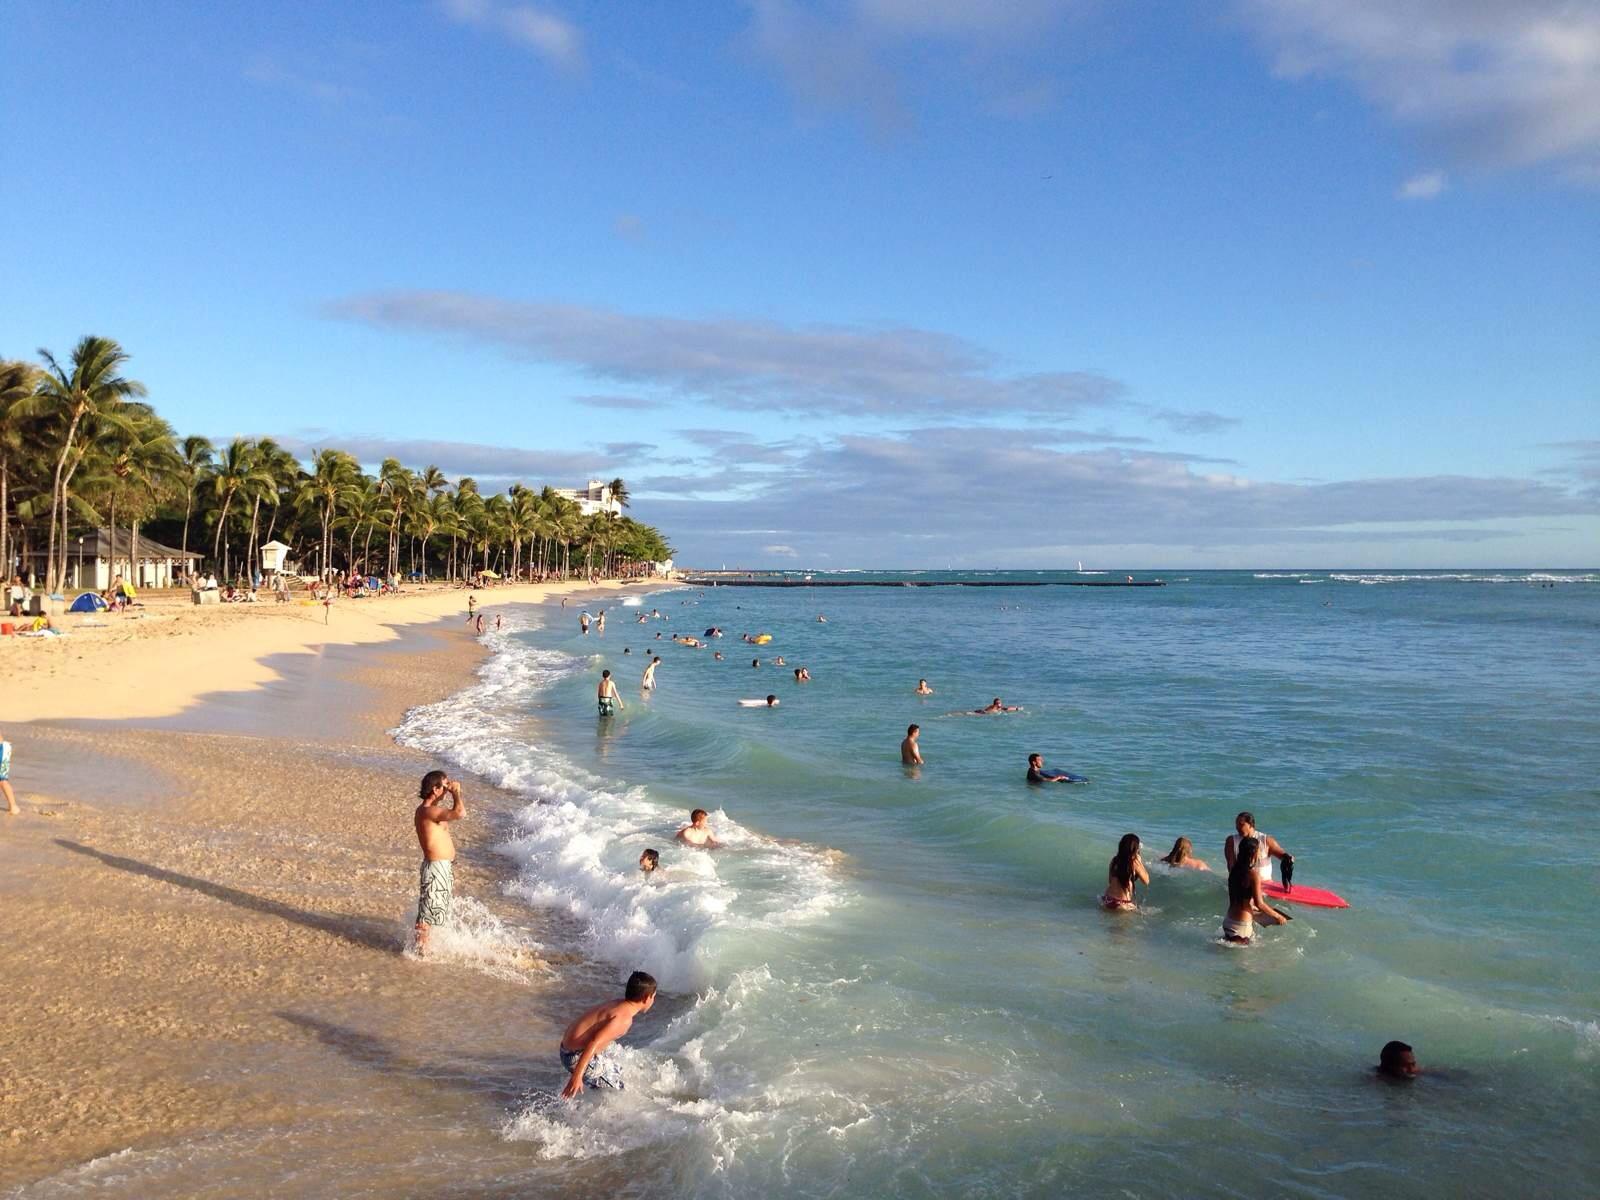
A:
1262;881;1349;909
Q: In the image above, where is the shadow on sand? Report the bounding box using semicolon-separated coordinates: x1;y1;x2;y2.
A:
54;838;401;954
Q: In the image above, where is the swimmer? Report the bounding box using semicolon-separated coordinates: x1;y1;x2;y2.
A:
975;697;1021;714
558;971;657;1098
1100;833;1148;911
1025;753;1075;783
676;808;720;848
642;655;661;690
901;724;923;765
596;610;606;632
639;848;659;873
597;669;624;717
1159;837;1210;871
816;615;826;622
1223;812;1293;890
774;656;785;666
752;658;760;668
1222;836;1289;942
794;667;810;682
580;610;592;634
623;647;631;654
915;679;934;695
1377;1041;1421;1081
714;651;724;661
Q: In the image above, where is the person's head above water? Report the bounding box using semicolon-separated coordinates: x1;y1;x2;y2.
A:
601;669;612;680
907;723;920;737
1235;811;1256;836
1378;1041;1419;1079
639;848;659;872
752;658;760;667
1111;833;1141;886
766;694;778;706
689;808;709;826
1028;753;1043;768
1163;836;1194;864
625;970;657;1007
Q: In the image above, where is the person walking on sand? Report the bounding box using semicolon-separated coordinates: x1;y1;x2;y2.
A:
413;770;467;953
598;669;624;716
0;733;19;815
642;656;661;691
901;724;924;765
466;594;476;622
559;971;657;1097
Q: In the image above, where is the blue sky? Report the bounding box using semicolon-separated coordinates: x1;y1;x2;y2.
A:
4;0;1597;567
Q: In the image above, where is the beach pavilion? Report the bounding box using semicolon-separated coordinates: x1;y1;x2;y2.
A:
22;528;200;592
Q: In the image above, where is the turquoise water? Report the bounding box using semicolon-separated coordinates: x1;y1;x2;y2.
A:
404;570;1600;1197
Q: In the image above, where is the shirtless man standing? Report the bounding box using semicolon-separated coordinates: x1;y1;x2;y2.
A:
413;770;466;953
642;655;661;691
559;971;657;1097
598;669;624;716
901;724;924;765
676;808;720;848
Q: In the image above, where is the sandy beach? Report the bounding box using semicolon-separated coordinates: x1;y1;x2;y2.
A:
0;581;665;1195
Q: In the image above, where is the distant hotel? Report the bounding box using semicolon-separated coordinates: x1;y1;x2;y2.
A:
554;479;623;517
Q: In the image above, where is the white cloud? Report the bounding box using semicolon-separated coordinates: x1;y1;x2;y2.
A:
439;0;584;71
761;544;799;556
328;289;1128;418
1397;169;1448;199
1238;0;1600;181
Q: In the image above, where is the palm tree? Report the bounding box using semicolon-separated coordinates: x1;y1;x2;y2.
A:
24;337;146;591
379;458;417;578
607;477;630;510
101;407;179;587
209;438;274;581
296;449;360;577
176;435;214;572
410;491;452;581
0;360;42;585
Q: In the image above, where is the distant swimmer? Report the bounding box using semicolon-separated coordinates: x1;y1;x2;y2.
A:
639;848;659;874
714;651;725;661
794;667;810;682
752;658;761;668
559;971;657;1097
1223;812;1293;889
816;615;827;622
737;695;779;707
580;610;592;634
901;724;924;765
642;656;661;690
637;613;648;623
596;610;606;632
677;808;721;847
975;697;1021;714
774;656;785;666
916;679;934;695
1159;837;1210;871
1100;833;1148;911
1025;753;1077;783
413;770;467;954
1377;1041;1423;1081
1223;836;1289;943
597;669;624;717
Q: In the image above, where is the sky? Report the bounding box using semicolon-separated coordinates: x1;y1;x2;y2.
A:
3;0;1597;568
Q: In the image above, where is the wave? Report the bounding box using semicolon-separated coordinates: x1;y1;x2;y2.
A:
1254;572;1313;579
1329;572;1598;585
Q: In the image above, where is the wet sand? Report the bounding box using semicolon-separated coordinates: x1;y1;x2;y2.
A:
0;608;638;1197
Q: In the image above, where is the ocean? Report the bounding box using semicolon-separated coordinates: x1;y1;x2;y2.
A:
396;569;1600;1198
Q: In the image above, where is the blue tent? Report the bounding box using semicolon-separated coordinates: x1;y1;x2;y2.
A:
68;592;108;613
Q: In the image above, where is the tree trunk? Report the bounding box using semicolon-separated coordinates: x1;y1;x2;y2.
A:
45;407;85;593
0;457;8;587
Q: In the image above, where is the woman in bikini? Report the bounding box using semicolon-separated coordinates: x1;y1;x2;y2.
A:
1222;836;1290;944
1100;833;1148;911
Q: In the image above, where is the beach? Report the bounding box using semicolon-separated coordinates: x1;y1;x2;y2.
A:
4;571;1598;1197
0;581;659;1195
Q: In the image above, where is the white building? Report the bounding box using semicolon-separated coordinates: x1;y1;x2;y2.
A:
23;528;199;591
554;479;623;517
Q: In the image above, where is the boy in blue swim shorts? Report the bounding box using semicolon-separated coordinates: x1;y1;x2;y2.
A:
559;971;656;1098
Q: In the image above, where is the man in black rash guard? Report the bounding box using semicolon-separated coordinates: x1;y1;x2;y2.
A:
1026;753;1074;783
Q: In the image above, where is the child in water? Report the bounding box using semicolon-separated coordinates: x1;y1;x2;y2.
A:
1160;837;1210;871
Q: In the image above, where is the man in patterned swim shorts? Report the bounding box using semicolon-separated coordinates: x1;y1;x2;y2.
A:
559;971;657;1098
413;770;467;953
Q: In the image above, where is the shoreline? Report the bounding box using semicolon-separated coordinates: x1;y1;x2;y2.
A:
5;578;668;724
0;593;655;1193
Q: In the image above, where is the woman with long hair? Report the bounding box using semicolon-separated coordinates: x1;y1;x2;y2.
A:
1100;833;1149;910
1160;836;1210;871
1222;836;1290;943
